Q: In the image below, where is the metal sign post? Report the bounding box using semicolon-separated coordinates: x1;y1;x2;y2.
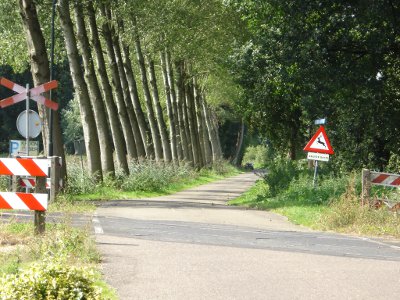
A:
25;84;30;193
313;160;318;188
26;84;30;157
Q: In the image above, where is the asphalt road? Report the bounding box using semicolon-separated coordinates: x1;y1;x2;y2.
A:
95;173;400;300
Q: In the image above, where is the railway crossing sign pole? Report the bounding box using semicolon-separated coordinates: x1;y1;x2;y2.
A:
0;78;59;234
26;84;30;157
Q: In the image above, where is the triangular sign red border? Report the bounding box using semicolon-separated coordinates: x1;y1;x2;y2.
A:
304;126;334;155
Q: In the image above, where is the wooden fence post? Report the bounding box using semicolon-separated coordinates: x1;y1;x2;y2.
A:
361;169;371;207
34;176;46;235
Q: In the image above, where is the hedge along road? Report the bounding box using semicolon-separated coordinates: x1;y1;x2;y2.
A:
94;172;400;300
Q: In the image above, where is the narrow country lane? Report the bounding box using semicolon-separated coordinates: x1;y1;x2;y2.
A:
95;173;400;300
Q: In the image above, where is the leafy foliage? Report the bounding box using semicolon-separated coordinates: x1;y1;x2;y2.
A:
263;158;311;196
229;0;400;170
61;97;84;144
0;259;101;300
242;145;273;169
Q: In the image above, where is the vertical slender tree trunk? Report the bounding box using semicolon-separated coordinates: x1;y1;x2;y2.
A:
183;85;193;162
18;0;66;181
211;110;223;159
185;81;202;168
174;61;191;163
100;5;138;161
194;85;212;166
113;32;146;158
58;0;102;178
87;1;128;174
202;96;222;161
134;26;163;161
166;51;183;161
160;51;178;163
147;58;172;162
73;1;115;176
121;41;152;157
232;121;245;166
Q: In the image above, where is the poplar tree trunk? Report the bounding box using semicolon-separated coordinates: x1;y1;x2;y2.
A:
147;58;172;162
202;97;223;161
166;51;183;161
185;81;202;168
134;27;163;161
194;85;212;166
174;61;191;162
100;5;138;161
160;51;178;163
73;1;115;176
182;84;193;162
87;1;128;174
58;0;102;178
113;32;146;158
121;41;152;157
232;121;245;165
18;0;66;181
211;110;223;160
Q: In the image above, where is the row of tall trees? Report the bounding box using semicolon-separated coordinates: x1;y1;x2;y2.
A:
1;0;244;179
56;0;233;178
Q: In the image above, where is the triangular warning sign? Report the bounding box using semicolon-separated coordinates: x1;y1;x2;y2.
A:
304;126;334;155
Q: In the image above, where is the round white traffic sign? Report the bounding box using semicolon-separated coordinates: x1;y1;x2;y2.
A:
16;110;42;138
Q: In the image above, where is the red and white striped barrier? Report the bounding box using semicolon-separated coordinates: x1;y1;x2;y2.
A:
0;192;47;211
0;158;50;177
0;158;50;212
370;171;400;187
19;178;51;189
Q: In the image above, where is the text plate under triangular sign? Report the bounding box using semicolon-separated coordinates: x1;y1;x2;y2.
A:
304;126;334;155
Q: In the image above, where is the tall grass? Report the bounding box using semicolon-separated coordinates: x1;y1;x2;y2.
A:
0;218;115;299
321;176;400;237
230;158;400;237
121;160;196;191
62;157;238;198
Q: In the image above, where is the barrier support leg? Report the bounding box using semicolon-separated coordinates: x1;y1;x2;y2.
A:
50;156;60;202
34;176;46;235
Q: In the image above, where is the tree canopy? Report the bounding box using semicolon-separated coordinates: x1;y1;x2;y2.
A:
229;0;400;170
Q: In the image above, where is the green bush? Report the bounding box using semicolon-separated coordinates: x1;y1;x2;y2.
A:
63;158;98;195
264;158;310;196
0;259;101;300
273;174;350;205
386;152;400;173
0;175;8;191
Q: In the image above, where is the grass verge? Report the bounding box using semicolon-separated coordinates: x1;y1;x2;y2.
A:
229;174;400;238
0;218;117;299
63;159;240;202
